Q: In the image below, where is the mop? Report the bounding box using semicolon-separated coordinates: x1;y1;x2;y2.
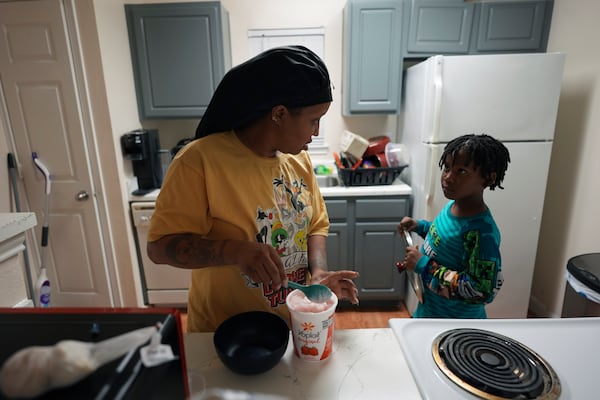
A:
32;152;51;307
6;153;36;303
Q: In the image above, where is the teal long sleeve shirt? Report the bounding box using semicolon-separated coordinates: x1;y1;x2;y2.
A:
412;201;503;319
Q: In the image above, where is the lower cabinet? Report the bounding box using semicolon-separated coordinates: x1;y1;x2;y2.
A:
325;196;410;302
326;222;350;271
355;222;405;301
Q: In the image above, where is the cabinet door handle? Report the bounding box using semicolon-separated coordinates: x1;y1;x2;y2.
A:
76;190;89;201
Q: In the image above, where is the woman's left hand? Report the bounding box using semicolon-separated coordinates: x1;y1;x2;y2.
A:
311;269;360;305
306;235;359;304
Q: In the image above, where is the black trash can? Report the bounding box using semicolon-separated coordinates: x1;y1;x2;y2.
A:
561;253;600;317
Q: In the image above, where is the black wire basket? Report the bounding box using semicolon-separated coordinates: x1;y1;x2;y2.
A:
337;165;406;186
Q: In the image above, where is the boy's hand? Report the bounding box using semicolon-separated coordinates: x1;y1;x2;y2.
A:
396;218;418;273
397;217;417;234
404;245;422;270
397;245;421;272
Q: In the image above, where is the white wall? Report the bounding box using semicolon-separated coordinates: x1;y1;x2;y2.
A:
529;0;600;317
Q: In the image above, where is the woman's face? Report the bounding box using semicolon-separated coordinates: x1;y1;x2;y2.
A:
278;102;331;154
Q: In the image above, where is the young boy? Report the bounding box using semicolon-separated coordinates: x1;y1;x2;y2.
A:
397;134;510;318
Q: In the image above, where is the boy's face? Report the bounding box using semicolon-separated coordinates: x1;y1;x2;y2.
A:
440;150;488;201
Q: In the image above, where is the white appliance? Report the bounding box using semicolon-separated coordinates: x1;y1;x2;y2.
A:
390;317;600;399
130;201;190;306
399;52;565;318
0;212;37;307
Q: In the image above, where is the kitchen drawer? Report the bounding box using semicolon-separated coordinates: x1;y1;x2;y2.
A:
325;200;348;220
355;198;408;219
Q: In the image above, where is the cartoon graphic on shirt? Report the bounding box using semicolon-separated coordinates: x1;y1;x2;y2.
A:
271;221;288;255
245;174;313;307
274;175;307;214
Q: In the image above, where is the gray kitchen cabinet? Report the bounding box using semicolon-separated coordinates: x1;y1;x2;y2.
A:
473;1;552;52
342;0;553;115
325;196;409;302
406;0;475;54
404;0;553;57
125;2;231;119
342;0;404;115
325;200;350;271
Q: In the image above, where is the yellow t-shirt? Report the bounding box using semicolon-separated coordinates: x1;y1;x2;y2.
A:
148;131;329;332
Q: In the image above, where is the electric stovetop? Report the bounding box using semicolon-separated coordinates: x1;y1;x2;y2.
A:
390;317;600;400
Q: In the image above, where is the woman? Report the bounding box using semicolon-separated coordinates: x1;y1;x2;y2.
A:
147;46;359;332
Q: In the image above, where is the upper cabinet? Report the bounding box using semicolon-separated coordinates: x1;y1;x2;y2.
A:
474;1;551;52
343;0;404;115
343;0;554;114
406;0;475;54
404;0;553;57
125;2;231;119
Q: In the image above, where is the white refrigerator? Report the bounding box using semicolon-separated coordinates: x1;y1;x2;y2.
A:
399;52;565;318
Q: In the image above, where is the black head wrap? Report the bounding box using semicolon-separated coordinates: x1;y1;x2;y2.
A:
195;45;332;138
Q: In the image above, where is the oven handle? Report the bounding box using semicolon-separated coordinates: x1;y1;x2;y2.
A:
131;202;155;228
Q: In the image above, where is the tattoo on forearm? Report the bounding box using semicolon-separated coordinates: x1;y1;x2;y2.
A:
165;234;227;267
309;254;328;272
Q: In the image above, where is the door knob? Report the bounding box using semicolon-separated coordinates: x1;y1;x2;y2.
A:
76;190;89;201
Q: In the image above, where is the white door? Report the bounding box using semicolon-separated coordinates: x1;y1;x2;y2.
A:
0;0;113;306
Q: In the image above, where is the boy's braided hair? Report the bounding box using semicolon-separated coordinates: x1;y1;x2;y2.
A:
439;134;510;190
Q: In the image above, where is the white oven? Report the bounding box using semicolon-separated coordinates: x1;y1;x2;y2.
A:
390;317;599;399
130;201;190;307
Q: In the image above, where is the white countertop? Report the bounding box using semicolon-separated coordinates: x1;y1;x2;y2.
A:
130;182;412;202
0;213;37;306
319;181;411;197
183;327;421;400
0;212;37;243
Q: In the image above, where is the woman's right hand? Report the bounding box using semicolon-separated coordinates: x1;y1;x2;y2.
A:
228;240;287;291
148;235;287;290
397;216;417;234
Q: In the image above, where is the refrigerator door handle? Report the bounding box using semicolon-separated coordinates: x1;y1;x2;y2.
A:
425;186;436;220
425;166;437;220
425;152;437;221
431;56;443;143
425;145;444;221
425;58;443;220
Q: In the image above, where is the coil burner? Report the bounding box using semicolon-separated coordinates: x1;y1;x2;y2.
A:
432;328;561;399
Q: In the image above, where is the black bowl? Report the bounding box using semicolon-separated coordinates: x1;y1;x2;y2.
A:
213;311;290;375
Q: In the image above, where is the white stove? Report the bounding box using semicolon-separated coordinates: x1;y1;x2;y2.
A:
390;317;600;399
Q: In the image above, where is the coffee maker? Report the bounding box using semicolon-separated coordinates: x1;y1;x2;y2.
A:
121;129;162;195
